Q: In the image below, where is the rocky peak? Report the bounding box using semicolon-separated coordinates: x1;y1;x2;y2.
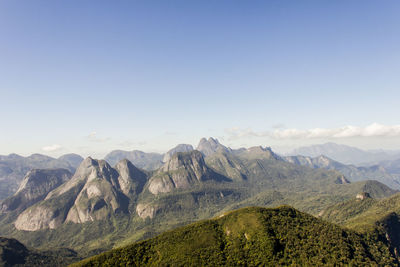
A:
114;159;147;196
160;150;206;174
196;137;230;157
70;157;118;185
14;157;136;231
148;151;218;195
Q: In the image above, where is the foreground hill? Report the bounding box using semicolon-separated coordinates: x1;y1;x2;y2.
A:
321;192;400;230
75;206;398;266
0;236;78;266
320;193;400;258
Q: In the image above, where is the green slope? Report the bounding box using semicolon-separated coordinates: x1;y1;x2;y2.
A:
322;192;400;231
73;206;398;266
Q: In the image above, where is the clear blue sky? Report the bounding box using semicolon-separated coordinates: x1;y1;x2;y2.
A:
1;0;399;157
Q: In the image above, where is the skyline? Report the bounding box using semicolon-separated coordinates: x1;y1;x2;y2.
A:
1;1;400;157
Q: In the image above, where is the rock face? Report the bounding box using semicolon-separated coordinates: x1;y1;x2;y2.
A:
136;203;158;219
196;137;231;157
14;157;147;231
114;159;147;197
0;169;72;213
104;150;163;170
148;151;223;195
335;175;351;184
162;144;194;162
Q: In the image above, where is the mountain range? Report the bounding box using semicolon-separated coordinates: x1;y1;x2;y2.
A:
0;138;397;259
2;138;400;265
290;142;400;166
284;154;400;190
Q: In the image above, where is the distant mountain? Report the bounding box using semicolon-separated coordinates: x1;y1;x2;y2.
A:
379;158;400;175
0;153;77;200
285;154;400;190
162;144;194;162
0;237;78;266
104;150;163;170
0;168;72;213
14;157;147;231
290;142;400;165
75;206;398;266
58;154;84;169
196;137;231;156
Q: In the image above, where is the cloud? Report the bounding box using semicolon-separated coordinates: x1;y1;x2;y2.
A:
86;131;111;143
42;144;63;152
226;123;400;140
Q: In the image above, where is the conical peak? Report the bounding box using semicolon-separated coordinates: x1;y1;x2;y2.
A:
196;137;229;156
73;157;115;182
114;158;138;172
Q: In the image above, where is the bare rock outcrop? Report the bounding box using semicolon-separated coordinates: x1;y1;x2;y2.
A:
0;168;72;213
148;150;225;195
14;157;147;231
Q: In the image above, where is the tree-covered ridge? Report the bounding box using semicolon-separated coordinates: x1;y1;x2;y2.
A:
322;192;400;231
74;206;398;266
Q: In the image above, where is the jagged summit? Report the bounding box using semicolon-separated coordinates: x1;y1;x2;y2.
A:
196;137;231;156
